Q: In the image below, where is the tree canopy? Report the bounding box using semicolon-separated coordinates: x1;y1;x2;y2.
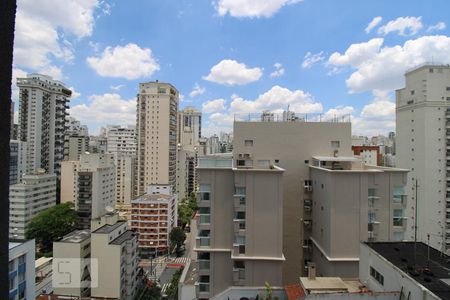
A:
177;192;197;228
26;202;78;254
169;227;186;252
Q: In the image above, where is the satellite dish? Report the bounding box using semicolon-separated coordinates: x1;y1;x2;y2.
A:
105;206;114;213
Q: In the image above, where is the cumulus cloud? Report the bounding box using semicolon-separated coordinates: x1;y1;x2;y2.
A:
378;16;423;36
13;0;103;73
202;99;226;113
69;93;136;132
87;44;159;80
69;87;81;99
189;83;206;98
11;68;28;102
327;35;450;93
270;63;285;78
214;0;303;18
302;51;325;69
427;22;446;32
110;84;125;91
365;16;383;33
203;59;263;86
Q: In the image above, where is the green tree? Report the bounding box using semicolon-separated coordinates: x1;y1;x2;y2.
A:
177;192;198;228
169;227;186;252
26;202;78;254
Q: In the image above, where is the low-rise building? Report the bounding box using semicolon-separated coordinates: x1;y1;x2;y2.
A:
91;218;139;300
352;146;381;166
9;240;36;300
131;185;178;257
52;229;91;298
35;257;53;296
360;241;450;300
9;172;57;239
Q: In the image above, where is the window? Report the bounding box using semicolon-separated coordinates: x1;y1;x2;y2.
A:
236;211;245;220
410;90;415;95
393;209;404;226
368;212;376;223
393;232;404;241
244;140;253;147
331;141;340;148
235;187;246;195
370;266;384;285
234;261;245;269
446;86;450;91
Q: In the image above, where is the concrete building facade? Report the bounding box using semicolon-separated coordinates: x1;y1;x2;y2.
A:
9;140;27;185
396;64;450;253
9;172;57;240
131;185;178;257
9;240;35;300
194;155;285;299
178;106;201;147
60;154;115;229
309;157;408;277
91;219;139;300
17;74;71;176
233;116;352;284
136;82;179;195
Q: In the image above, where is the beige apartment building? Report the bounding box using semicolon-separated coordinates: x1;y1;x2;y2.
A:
233;115;352;284
53;229;91;297
65;135;89;161
17;74;71;176
136;82;179;195
9;172;56;240
60;153;115;228
309;157;408;277
396;64;450;254
131;185;178;257
194;155;285;299
91;216;139;300
105;125;137;206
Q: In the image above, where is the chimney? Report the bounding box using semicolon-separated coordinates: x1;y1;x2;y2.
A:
307;262;316;280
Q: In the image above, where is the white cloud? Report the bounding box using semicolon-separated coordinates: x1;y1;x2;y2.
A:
365;16;383;33
427;22;446;32
69;87;81;99
69;93;136;132
215;0;303;18
327;35;450;93
13;0;102;73
189;83;206;98
11;68;28;102
202;99;226;113
230;85;323;113
110;84;125;91
86;43;160;80
378;16;423;36
203;59;263;86
302;51;325;69
270;63;285;77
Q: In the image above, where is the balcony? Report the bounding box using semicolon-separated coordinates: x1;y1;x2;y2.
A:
233;194;246;210
233;219;246;234
195;282;210;298
199;214;211;225
304;199;312;212
393;217;407;228
233;268;246;285
198;191;210;206
198;260;210;275
196;237;210;248
232;243;245;256
393;195;407;206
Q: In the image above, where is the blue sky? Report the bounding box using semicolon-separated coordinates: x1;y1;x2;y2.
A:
11;0;450;136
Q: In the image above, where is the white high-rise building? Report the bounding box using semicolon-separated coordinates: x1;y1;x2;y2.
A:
178;107;201;149
9;240;36;300
136;82;179;195
9;140;27;185
17;74;71;176
9;172;57;240
60;154;115;229
106;125;136;205
396;64;450;254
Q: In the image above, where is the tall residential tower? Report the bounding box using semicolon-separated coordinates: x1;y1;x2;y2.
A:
17;74;71;176
136;82;179;195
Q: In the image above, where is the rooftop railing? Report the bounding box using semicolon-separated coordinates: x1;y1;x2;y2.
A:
234;112;351;123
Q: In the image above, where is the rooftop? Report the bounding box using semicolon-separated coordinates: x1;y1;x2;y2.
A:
110;230;136;245
132;193;173;202
310;156;408;172
299;277;362;294
92;221;126;234
366;241;450;300
234;112;351;123
58;229;90;243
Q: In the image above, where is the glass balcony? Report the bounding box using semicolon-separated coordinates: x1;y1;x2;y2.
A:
198;260;210;270
393;194;407;205
196;237;210;247
199;282;210;292
199;214;211;224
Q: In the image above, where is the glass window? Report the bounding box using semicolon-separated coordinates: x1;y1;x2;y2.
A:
235;187;246;195
236;211;245;220
368;212;376;223
368;188;376;197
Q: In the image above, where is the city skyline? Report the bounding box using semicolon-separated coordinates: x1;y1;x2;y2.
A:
10;0;450;136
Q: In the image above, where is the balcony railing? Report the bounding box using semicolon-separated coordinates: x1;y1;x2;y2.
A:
233;268;245;282
198;260;210;270
199;214;211;224
196;237;210;247
233;219;246;232
393;195;407;205
393;218;406;227
198;282;210;293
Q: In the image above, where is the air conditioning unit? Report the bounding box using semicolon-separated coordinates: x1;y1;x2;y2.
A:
304;205;311;212
304;199;312;206
238;154;244;158
303;220;312;227
244;153;251;159
304;186;313;192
